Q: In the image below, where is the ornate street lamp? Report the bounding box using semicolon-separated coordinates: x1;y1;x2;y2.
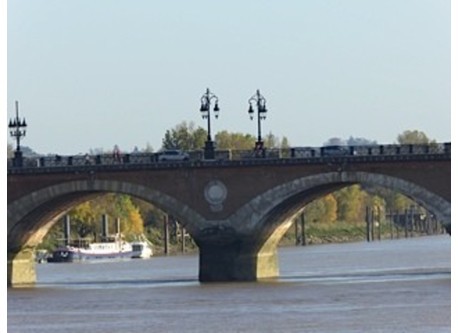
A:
8;101;27;167
248;89;267;152
200;88;220;159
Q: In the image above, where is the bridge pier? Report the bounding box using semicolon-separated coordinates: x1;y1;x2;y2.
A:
7;247;36;287
198;242;279;282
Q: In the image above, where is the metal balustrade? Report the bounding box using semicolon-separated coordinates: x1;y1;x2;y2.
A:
7;142;451;173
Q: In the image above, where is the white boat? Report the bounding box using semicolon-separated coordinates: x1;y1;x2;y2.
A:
131;241;153;259
48;234;134;263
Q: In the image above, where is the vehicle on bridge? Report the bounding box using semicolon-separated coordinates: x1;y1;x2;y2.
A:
320;145;354;156
156;149;190;162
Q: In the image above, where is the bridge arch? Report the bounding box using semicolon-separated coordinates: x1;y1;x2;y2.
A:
7;179;211;286
193;171;451;282
8;179;207;253
228;171;450;252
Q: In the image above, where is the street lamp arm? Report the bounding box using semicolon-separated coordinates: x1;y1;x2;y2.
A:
199;88;220;159
247;89;268;151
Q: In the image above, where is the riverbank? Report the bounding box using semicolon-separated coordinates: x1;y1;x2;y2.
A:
279;221;446;247
147;221;446;257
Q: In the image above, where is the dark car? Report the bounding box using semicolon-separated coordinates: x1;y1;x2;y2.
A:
320;145;352;156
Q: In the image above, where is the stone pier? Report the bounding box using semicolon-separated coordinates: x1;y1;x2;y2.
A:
198;241;278;282
7;248;36;287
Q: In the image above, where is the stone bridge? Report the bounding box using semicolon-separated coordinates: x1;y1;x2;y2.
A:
7;144;451;286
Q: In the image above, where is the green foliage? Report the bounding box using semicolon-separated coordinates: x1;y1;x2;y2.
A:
264;131;290;149
70;201;100;238
303;194;337;224
333;185;368;223
162;121;206;150
396;130;434;144
37;225;64;251
43;194;146;243
161;122;290;151
215;130;255;149
131;198;163;228
7;143;14;158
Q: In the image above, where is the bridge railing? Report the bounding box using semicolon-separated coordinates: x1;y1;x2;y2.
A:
7;142;451;171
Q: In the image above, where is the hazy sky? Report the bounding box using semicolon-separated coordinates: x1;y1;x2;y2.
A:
6;0;451;155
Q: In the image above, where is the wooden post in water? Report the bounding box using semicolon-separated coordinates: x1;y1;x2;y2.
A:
366;206;371;242
101;214;109;241
370;209;375;242
294;218;300;246
181;225;186;253
433;216;439;234
404;209;409;238
388;209;393;240
410;206;415;235
376;207;381;241
64;214;71;246
163;214;169;255
116;217;121;235
426;214;432;235
300;212;307;246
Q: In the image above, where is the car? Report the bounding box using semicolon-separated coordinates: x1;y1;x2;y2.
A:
320;145;352;156
156;149;190;162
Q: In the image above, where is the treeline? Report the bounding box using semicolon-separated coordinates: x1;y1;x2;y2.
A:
161;121;289;150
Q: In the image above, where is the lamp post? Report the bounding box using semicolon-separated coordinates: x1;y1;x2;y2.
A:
8;101;27;167
200;88;220;159
248;89;267;153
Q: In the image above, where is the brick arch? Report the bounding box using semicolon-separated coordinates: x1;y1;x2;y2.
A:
227;171;451;249
7;179;207;252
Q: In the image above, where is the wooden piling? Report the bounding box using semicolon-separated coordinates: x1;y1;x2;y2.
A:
181;226;186;253
366;206;371;242
294;218;299;246
163;214;169;255
64;214;71;246
300;213;306;246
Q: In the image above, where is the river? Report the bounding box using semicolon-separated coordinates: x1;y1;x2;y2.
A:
7;235;450;333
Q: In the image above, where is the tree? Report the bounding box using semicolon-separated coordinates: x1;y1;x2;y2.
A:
70;201;100;238
303;194;337;224
161;122;291;151
123;203;144;236
162;121;207;150
396;130;434;145
215;131;255;149
280;136;290;149
7;143;14;158
322;194;338;223
264;131;290;149
65;194;145;240
333;185;368;223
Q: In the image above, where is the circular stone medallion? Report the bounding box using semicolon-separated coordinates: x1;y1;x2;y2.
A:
204;180;227;212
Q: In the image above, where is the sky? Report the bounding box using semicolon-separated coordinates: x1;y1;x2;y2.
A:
5;0;452;155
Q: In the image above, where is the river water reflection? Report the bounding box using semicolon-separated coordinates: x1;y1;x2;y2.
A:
8;235;450;333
